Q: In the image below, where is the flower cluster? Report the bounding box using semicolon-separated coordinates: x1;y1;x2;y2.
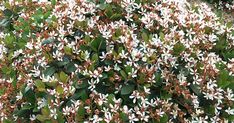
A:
0;0;234;122
214;0;234;11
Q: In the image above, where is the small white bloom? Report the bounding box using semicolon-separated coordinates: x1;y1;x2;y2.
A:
63;106;71;116
50;108;57;119
225;107;234;115
16;92;23;101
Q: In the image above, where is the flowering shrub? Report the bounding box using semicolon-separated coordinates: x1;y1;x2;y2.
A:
0;0;234;122
204;0;234;11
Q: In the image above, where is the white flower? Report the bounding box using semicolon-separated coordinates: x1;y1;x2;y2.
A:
109;103;119;113
128;68;137;78
139;112;149;122
37;98;47;109
128;113;139;123
16;92;23;101
71;100;81;111
129;91;140;103
141;13;153;29
0;103;3;110
208;33;218;42
88;79;98;91
226;88;234;101
91;115;103;122
0;44;7;60
203;92;215;100
50;108;57;119
144;86;150;94
29;114;36;121
156;109;165;117
99;25;112;39
106;0;112;3
25;42;33;50
100;52;107;61
83;50;90;61
52;50;63;61
63;106;71;116
104;112;112;123
89;69;103;80
171;110;178;119
30;66;40;77
225;107;234;115
119;50;128;59
12;49;23;58
104;65;112;72
177;72;187;85
125;13;133;21
114;63;121;71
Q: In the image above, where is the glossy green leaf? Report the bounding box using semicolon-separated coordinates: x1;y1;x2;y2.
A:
44;66;56;77
120;70;127;80
35;80;46;92
64;46;72;55
160;114;168;123
121;84;135;95
59;71;68;83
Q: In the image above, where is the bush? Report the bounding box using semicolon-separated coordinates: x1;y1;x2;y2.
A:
0;0;234;122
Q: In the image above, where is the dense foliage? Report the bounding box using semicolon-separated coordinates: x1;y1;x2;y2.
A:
0;0;234;122
203;0;234;11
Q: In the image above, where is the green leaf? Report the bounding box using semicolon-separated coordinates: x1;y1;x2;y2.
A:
120;70;127;80
24;89;36;104
57;111;65;123
217;69;230;88
154;72;163;86
3;119;13;123
21;103;34;110
142;32;149;42
160;114;168;123
0;87;6;96
110;14;122;20
104;4;113;18
160;90;172;99
35;80;46;92
0;19;10;27
56;57;69;67
120;112;128;122
59;71;68;83
90;36;106;52
121;84;135;95
36;114;47;122
56;85;64;94
41;38;54;45
204;105;215;115
76;106;85;121
64;46;72;55
173;43;186;56
159;32;165;41
65;62;76;73
1;66;11;74
15;109;29;117
98;4;107;10
42;107;50;116
91;53;99;62
190;84;202;96
3;9;13;18
228;115;234;122
139;73;146;83
84;35;91;43
44;67;56;77
125;65;132;73
223;50;234;60
51;0;56;5
5;34;15;48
